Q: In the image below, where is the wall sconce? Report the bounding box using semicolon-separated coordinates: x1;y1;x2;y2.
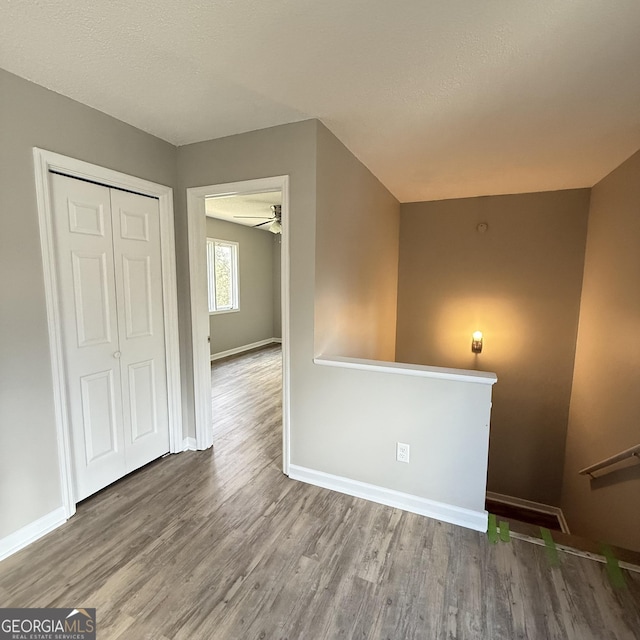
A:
472;331;483;354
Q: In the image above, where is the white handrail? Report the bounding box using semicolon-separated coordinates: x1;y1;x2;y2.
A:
314;355;498;385
579;444;640;478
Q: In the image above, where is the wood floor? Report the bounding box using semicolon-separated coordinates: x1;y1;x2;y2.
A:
1;345;639;639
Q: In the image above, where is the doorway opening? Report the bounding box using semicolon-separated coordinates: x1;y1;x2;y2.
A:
186;177;291;474
206;191;283;444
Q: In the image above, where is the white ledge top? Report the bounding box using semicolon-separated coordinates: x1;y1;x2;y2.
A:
314;355;498;385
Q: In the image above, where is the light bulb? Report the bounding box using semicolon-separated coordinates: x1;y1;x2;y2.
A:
472;331;483;354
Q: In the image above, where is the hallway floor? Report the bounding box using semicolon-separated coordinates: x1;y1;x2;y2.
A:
1;346;639;638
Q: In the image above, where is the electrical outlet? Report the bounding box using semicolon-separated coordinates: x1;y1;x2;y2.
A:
397;442;410;463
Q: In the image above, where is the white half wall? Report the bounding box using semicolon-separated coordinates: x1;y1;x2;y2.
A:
293;356;497;527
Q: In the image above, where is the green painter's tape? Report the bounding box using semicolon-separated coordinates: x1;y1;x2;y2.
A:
601;544;626;589
540;527;560;567
488;513;498;544
499;520;510;543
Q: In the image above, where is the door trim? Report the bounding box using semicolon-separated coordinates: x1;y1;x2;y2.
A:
186;176;291;474
33;148;183;519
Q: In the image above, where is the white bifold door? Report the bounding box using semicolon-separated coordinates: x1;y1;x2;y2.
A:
51;173;170;501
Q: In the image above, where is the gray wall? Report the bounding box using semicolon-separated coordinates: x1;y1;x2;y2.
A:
0;69;177;539
395;190;590;505
205;217;279;355
177;121;404;487
176;121;318;441
315;122;400;360
296;126;492;515
561;149;640;552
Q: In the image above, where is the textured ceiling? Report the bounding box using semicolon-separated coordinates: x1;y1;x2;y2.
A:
2;1;640;202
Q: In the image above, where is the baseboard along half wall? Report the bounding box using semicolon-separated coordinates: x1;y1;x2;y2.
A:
0;506;67;562
210;338;281;362
486;491;570;533
288;465;488;532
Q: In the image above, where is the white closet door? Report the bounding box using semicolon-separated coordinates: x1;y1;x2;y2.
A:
111;189;169;472
52;174;126;500
51;174;170;502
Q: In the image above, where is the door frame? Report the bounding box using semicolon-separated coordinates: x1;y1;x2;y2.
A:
186;176;291;473
33;148;183;519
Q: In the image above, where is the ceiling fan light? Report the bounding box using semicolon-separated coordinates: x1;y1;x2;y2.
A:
268;219;282;234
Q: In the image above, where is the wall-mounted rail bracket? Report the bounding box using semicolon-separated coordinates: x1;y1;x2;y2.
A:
579;444;640;478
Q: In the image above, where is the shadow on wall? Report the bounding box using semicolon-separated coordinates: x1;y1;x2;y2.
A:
589;462;640;491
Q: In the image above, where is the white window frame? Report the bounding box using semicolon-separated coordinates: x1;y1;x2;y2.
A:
207;238;240;314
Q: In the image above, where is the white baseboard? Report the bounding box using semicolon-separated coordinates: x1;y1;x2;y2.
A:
183;437;197;451
289;465;488;532
0;507;67;562
486;491;570;534
210;338;281;362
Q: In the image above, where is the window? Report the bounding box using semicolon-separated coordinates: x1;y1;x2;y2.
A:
207;238;239;313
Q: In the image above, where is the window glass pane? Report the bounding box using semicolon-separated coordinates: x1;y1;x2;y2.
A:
207;239;216;312
207;238;238;312
215;243;233;309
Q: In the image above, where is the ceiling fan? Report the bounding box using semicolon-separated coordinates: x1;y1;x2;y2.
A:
234;204;282;234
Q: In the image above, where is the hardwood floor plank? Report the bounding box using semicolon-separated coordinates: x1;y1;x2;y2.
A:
368;515;442;639
1;345;638;639
355;507;403;585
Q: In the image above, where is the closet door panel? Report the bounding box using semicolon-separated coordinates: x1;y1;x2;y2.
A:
111;189;170;472
51;174;126;501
